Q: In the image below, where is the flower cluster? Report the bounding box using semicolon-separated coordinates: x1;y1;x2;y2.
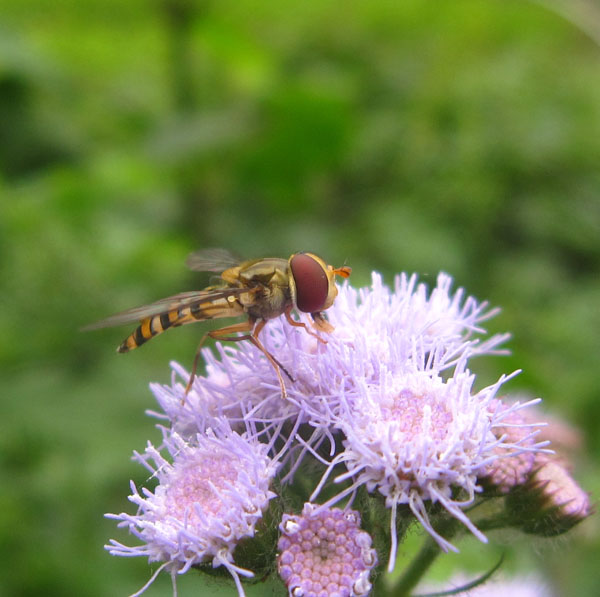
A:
106;272;590;596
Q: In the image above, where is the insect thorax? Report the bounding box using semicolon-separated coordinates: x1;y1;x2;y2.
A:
236;259;292;320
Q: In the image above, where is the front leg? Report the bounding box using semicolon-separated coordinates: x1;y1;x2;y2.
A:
310;311;334;334
284;307;328;344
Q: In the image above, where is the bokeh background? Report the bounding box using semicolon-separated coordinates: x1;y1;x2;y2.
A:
1;0;599;595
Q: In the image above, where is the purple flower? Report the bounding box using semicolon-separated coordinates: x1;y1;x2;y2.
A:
309;363;546;569
277;503;377;597
149;273;511;463
108;270;570;592
145;273;547;567
106;424;278;596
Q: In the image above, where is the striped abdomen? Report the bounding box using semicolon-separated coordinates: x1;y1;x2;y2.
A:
117;298;243;353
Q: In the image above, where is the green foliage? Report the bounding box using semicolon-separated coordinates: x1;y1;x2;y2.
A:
1;0;598;595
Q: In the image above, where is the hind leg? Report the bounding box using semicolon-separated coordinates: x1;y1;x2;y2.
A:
185;318;292;399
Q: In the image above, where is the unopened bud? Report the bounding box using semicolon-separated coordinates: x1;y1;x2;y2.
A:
506;456;592;536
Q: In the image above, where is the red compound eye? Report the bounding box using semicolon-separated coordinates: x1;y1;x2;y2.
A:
290;253;329;313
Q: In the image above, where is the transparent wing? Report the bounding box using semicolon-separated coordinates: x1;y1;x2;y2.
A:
185;248;242;272
81;288;250;331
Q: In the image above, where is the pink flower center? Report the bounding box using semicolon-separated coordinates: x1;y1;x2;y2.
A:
382;388;453;442
165;454;237;522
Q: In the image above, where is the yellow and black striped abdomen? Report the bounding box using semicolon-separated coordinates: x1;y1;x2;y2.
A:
117;310;180;353
117;298;244;353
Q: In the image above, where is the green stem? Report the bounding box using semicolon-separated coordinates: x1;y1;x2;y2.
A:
386;517;461;597
392;535;442;596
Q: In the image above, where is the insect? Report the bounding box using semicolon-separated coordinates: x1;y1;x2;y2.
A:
83;249;351;398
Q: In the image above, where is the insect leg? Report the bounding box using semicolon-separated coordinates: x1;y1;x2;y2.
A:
284;307;327;344
207;319;293;399
249;319;295;384
184;318;293;399
184;319;256;396
244;322;289;399
184;329;217;396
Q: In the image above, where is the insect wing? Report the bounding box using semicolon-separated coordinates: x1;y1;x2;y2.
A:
81;288;248;331
185;248;242;272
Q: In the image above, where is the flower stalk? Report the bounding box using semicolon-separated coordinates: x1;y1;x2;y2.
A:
386;520;459;597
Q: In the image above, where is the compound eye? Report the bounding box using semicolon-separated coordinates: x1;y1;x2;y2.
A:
290;253;329;313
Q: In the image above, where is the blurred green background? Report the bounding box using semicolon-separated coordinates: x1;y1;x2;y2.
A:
1;0;599;595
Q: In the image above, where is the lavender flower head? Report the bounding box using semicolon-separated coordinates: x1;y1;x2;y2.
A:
106;270;586;595
106;423;278;596
148;273;509;434
310;365;542;567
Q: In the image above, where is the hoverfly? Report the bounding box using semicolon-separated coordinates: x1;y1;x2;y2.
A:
83;249;351;398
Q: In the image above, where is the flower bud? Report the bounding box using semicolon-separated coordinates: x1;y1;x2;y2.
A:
506;456;592;536
479;398;539;495
277;503;377;596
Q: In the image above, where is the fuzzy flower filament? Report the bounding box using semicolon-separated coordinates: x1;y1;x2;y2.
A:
106;426;278;596
309;365;545;569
